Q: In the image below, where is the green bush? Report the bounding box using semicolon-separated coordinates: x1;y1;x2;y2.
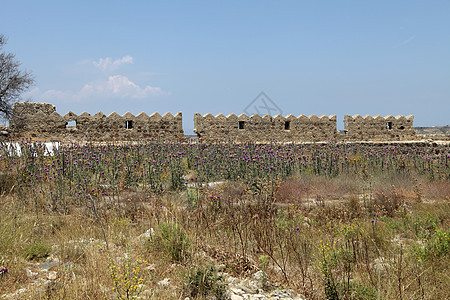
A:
413;228;449;261
336;280;377;300
185;266;227;300
151;222;190;262
24;242;52;261
185;188;199;209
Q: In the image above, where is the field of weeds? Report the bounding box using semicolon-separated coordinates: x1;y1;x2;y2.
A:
0;141;449;299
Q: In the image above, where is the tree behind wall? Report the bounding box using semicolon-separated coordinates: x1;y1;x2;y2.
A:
0;34;34;121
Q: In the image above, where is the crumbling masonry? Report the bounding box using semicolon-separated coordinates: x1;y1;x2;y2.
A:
7;102;416;142
194;113;415;142
9;102;184;141
194;113;338;142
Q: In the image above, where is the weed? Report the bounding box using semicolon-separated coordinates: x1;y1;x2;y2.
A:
373;186;406;217
150;222;190;262
413;228;450;262
258;255;270;288
0;172;15;195
23;242;52;261
316;239;339;299
335;280;377;300
184;265;227;300
0;259;8;286
109;250;149;300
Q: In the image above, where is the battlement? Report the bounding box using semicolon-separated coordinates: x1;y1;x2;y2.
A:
10;102;184;141
343;114;415;141
194;113;337;142
6;102;417;142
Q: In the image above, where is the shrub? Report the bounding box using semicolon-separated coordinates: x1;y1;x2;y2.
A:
276;178;310;203
336;280;377;300
413;228;450;261
109;252;148;300
59;243;87;264
185;188;199;209
151;222;190;262
184;266;227;300
24;242;52;261
373;186;406;217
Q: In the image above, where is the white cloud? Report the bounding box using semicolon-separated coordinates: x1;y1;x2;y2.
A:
93;56;134;72
25;75;168;102
80;75;166;99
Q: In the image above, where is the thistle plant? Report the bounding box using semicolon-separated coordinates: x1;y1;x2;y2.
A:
0;264;8;285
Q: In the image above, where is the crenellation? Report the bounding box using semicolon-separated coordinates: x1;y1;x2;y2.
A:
10;102;184;141
343;114;415;141
7;101;418;142
194;112;339;142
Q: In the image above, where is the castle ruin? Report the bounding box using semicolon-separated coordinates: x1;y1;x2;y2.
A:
6;102;417;142
194;113;338;142
194;113;416;142
9;102;184;141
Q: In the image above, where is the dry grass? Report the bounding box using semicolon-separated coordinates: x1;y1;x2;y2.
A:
0;171;448;299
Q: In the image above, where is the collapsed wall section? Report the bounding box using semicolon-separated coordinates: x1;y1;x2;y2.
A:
343;115;415;141
194;113;338;142
9;102;184;141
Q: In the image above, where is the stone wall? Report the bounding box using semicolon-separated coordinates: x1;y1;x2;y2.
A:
194;113;338;142
343;115;415;141
7;102;418;142
10;102;184;141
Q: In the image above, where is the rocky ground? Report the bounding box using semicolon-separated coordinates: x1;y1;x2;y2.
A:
1;233;306;300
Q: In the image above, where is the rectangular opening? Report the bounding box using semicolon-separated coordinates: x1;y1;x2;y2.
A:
238;121;245;130
284;121;290;130
387;122;392;130
66;120;76;127
126;120;133;129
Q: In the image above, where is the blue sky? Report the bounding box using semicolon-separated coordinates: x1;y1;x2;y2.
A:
1;0;449;132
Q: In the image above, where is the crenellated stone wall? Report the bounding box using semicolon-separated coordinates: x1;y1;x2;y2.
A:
7;102;418;142
9;102;184;141
343;115;415;141
194;113;338;142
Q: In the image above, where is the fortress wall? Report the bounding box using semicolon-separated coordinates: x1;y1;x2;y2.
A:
10;102;184;141
343;115;415;141
8;102;417;142
194;113;338;142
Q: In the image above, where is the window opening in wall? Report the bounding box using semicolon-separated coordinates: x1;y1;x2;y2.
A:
66;121;76;127
284;121;290;130
126;120;133;129
387;122;392;130
238;121;245;129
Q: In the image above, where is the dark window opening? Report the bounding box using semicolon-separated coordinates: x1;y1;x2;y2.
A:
126;120;133;129
387;122;392;130
238;121;245;129
284;121;290;130
66;121;76;127
399;126;405;130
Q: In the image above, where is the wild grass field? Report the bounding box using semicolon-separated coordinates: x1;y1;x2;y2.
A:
0;141;449;299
